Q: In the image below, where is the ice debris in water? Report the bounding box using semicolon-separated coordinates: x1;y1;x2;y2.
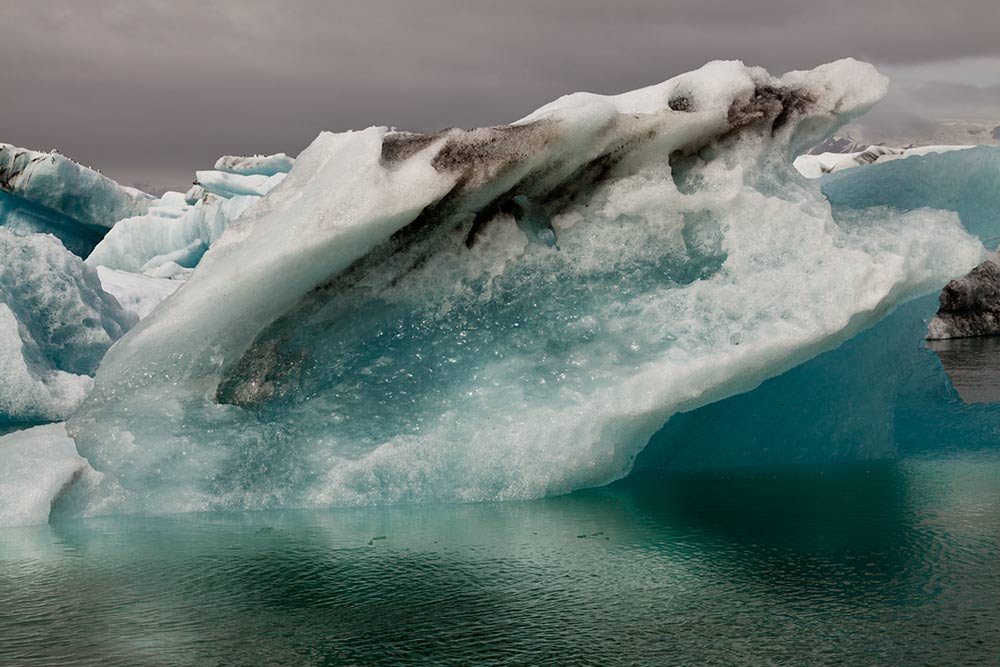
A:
59;58;985;517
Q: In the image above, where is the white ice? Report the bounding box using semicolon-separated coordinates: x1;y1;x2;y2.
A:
0;228;134;422
0;423;93;528
794;144;977;178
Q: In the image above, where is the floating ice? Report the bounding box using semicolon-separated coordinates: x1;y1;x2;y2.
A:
0;423;93;527
62;59;987;517
0;144;152;257
213;153;295;176
195;171;286;199
0;229;135;422
794;144;976;179
86;157;287;276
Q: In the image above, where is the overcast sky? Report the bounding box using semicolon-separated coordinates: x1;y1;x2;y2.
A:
2;0;999;191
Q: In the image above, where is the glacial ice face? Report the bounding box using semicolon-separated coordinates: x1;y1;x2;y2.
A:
65;59;985;516
86;154;292;276
0;144;152;257
0;229;135;422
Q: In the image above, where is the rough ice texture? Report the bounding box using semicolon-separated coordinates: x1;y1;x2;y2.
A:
64;59;986;517
0;423;91;527
0;143;152;257
0;229;135;422
87;163;284;276
927;253;1000;339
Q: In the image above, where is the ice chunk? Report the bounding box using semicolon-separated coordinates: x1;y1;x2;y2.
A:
195;171;287;199
0;423;92;528
213;153;295;176
86;191;259;275
0;144;152;257
0;228;135;422
87;160;284;276
795;144;976;178
0;304;93;422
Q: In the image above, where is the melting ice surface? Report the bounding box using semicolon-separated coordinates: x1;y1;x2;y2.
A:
2;59;998;525
49;57;993;520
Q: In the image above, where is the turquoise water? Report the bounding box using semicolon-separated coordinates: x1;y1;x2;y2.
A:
3;455;999;666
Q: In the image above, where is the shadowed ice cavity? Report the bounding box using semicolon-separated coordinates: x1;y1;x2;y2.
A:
639;147;1000;472
637;295;1000;472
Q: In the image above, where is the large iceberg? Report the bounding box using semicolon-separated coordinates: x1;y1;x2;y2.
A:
0;228;135;423
61;59;987;517
0;144;151;257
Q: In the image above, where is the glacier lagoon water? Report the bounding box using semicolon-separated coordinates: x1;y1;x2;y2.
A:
3;455;999;667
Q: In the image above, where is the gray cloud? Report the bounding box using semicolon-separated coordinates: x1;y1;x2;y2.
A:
2;0;999;190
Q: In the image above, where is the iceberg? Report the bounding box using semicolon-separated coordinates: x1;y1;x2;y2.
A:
0;144;152;257
86;154;291;277
60;59;987;517
0;228;135;423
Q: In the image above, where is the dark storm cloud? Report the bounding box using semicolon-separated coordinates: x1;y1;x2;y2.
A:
2;0;999;190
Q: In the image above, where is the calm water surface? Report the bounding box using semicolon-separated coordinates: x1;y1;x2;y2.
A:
2;455;999;666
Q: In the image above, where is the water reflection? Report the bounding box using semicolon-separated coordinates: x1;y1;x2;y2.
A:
927;335;1000;404
3;457;999;666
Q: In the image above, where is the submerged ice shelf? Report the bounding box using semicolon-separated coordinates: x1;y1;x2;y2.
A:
2;59;999;527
